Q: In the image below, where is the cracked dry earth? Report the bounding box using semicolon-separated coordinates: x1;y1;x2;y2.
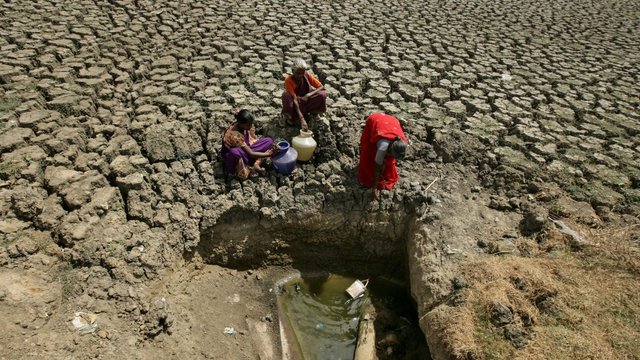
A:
0;0;639;359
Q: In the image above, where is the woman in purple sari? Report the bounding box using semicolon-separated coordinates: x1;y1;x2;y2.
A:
280;59;328;131
222;109;275;179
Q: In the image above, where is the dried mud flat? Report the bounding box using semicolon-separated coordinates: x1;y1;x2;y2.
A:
0;0;639;359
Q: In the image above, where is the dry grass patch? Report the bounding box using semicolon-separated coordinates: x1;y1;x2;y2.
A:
441;222;640;359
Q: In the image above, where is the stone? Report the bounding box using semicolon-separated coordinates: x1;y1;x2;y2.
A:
144;126;176;162
490;301;513;326
0;219;30;234
17;110;53;128
503;324;528;348
521;205;548;235
10;186;47;220
444;100;467;119
116;173;145;192
0;127;34;152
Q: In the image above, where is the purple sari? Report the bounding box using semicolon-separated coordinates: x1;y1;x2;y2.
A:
221;126;273;179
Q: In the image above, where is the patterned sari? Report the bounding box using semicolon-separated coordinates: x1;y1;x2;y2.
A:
221;122;273;179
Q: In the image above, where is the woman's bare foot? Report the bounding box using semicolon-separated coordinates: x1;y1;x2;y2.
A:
251;164;266;175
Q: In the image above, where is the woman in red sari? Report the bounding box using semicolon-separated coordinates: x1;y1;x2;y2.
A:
280;58;327;131
357;113;408;200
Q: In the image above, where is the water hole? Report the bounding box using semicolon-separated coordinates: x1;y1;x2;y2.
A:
276;273;430;360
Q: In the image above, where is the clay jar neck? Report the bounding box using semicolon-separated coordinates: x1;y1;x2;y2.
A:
298;130;313;138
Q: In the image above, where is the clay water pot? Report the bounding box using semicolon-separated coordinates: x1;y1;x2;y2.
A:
291;130;317;162
272;140;298;175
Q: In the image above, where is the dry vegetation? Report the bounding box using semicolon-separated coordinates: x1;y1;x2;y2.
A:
441;221;640;359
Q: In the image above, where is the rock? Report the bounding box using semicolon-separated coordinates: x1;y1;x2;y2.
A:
17;110;54;129
144;126;176;162
143;297;173;337
490;301;513;326
503;324;528;348
521;205;548;235
109;156;139;178
0;219;30;234
488;196;512;211
0;127;34;152
10;186;47;221
16;237;39;255
116;173;146;192
451;276;467;290
34;195;66;230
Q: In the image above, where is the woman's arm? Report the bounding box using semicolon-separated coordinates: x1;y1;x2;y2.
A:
301;74;325;101
241;143;273;159
372;163;384;200
301;84;324;101
292;96;305;122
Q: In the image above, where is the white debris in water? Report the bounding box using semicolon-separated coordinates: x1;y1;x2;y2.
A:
501;73;512;81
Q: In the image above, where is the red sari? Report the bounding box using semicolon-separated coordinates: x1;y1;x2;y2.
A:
357;113;407;190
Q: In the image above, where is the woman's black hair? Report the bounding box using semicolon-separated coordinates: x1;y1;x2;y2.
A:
390;136;407;160
235;109;255;125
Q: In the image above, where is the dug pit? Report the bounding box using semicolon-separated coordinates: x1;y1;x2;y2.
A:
176;164;522;359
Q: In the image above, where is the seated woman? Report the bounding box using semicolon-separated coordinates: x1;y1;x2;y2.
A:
222;109;275;180
281;58;327;131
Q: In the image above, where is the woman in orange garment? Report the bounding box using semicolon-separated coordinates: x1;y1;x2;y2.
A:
357;113;408;200
280;58;327;131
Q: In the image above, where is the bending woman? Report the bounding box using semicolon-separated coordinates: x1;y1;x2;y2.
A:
357;113;408;200
222;109;275;179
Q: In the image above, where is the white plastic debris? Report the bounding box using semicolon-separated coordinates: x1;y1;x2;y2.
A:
549;218;591;248
444;245;462;255
72;312;98;334
223;327;236;335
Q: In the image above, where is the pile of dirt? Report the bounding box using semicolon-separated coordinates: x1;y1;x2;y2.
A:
420;214;640;359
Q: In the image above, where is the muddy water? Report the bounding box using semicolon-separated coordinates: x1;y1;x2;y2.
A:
278;274;429;360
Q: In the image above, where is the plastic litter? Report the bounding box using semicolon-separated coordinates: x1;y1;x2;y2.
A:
549;218;591;248
223;327;236;335
72;312;98;334
346;279;369;300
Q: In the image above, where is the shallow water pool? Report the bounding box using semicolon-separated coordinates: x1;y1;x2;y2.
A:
277;273;429;360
